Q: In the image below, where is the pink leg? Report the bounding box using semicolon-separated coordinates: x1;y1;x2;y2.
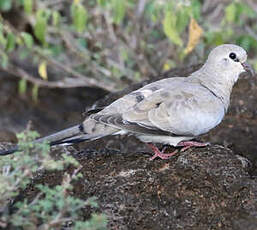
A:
148;144;178;161
177;141;210;152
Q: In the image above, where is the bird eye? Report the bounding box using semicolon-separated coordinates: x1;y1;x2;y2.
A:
229;52;237;60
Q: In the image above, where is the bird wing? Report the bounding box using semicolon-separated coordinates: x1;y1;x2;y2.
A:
123;82;226;136
98;77;184;115
91;79;225;137
87;77;185;136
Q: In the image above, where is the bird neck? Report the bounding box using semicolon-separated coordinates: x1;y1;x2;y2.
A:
189;64;238;111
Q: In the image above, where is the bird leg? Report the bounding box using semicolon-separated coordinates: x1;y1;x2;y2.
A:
147;144;178;161
148;141;209;161
177;141;210;152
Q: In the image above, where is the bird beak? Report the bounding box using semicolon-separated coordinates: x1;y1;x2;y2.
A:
241;62;255;76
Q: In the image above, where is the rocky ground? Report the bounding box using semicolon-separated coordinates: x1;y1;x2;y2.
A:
0;65;257;229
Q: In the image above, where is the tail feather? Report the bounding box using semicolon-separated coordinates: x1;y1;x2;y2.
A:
0;146;19;156
34;125;81;145
0;125;90;156
50;134;105;145
0;123;117;156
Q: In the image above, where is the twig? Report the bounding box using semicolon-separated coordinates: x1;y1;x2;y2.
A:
1;63;115;90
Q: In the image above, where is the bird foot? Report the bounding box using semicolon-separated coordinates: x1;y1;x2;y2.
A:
177;141;210;152
148;141;209;161
148;144;178;161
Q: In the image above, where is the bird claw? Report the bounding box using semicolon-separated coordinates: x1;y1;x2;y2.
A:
148;141;209;161
178;141;210;152
148;144;178;161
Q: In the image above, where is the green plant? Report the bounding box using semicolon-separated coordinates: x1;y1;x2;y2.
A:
0;130;107;229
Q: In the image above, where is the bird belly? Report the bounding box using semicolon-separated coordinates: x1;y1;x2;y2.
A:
137;135;193;146
168;109;224;136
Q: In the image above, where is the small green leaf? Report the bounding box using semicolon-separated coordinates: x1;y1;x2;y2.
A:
18;79;27;95
34;10;50;45
24;0;33;14
191;0;201;20
6;32;16;52
71;3;87;32
176;9;190;33
21;32;34;48
111;0;126;25
52;11;60;26
163;10;183;47
225;3;237;23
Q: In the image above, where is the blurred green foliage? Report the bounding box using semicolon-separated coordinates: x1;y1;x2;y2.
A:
0;0;256;93
0;130;107;229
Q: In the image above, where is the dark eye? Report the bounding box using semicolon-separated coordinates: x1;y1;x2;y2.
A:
229;52;237;60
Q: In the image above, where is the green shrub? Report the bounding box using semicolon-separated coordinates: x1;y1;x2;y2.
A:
0;131;107;230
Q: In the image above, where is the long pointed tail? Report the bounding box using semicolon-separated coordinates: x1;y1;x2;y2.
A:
0;146;19;156
0;125;102;156
34;125;82;145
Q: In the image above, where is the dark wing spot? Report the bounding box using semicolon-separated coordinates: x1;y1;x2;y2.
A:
155;102;161;108
136;94;144;102
131;92;145;103
79;124;85;133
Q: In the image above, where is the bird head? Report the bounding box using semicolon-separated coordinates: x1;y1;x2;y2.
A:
205;44;255;82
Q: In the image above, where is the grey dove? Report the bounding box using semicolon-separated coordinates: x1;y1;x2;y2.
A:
0;44;254;160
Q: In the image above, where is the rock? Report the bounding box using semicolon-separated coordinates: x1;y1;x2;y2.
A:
66;144;256;230
1;64;257;229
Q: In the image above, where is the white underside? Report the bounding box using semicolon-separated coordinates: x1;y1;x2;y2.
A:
112;129;193;146
136;135;194;146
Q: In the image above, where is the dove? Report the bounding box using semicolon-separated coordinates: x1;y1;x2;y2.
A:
0;44;254;160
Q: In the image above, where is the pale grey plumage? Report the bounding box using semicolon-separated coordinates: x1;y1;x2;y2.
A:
0;44;254;156
79;44;251;146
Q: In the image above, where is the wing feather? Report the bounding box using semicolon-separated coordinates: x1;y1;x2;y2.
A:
89;77;222;137
91;114;175;136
